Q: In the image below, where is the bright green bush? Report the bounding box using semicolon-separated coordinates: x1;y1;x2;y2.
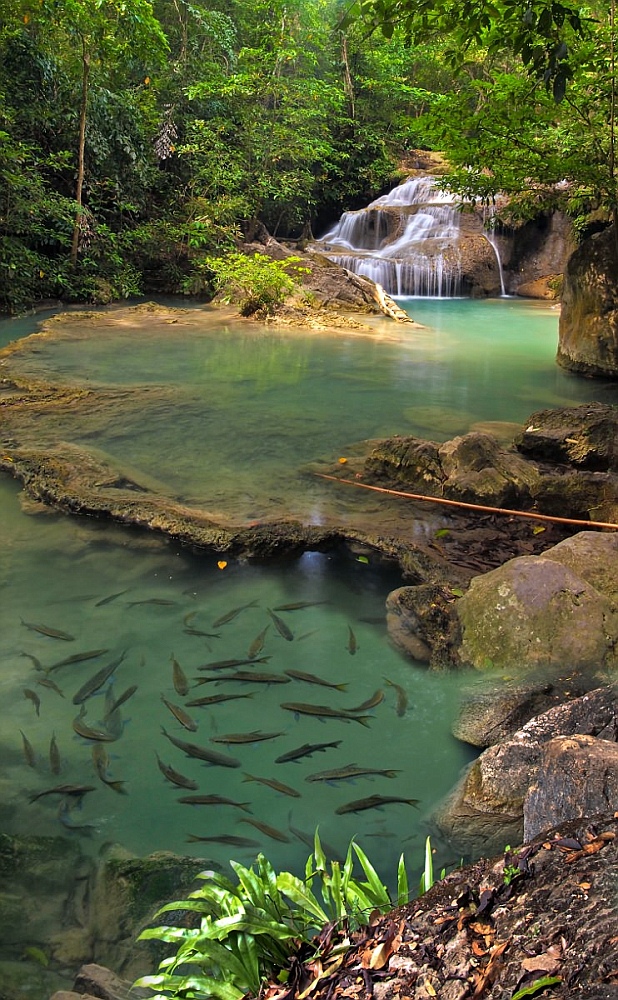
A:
200;251;309;316
134;831;436;1000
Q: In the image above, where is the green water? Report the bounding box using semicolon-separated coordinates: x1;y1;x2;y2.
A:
1;298;617;888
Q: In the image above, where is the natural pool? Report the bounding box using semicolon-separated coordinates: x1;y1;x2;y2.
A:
1;297;617;890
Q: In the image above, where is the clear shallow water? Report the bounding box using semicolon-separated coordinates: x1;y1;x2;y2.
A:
1;298;617;887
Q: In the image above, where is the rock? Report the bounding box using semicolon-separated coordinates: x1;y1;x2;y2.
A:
524;734;618;840
558;224;618;377
364;436;445;492
456;551;618;673
433;685;618;857
516;401;618;471
452;673;590;748
541;529;618;601
515;275;561;298
386;584;461;668
437;432;540;507
72;963;139;1000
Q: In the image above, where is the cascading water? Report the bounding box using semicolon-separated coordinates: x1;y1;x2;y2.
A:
315;175;463;297
482;205;507;297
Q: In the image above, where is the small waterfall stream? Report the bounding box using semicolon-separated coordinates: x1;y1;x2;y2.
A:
315;176;463;297
482;206;507;296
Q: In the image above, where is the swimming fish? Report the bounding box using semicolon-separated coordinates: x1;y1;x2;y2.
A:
57;800;97;833
177;795;252;812
155;753;199;790
127;599;178;607
72;706;118;742
239;818;290;843
274;740;342;764
305;764;401;783
185;834;260;848
194;671;291;685
267;608;294;641
280;703;372;726
36;676;65;698
242;773;300;798
161;695;197;732
29;784;96;803
49;733;61;775
183;610;198;627
210;731;284;745
185;693;255;708
20;619;75;641
212;600;259;628
72;651;126;705
20;730;36;768
92;745;127;794
347;625;357;655
24;688;41;716
20;652;44;672
95;590;128;607
248;625;269;660
171;654;189;697
196;657;271;672
335;794;420;815
344;689;384;712
103;684;137;719
284;669;347;691
48;649;109;672
384;678;408;717
161;727;241;768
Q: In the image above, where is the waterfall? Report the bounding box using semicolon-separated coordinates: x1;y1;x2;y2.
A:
314;176;463;297
483;206;507;296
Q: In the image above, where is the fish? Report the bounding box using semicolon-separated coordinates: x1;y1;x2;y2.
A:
197;657;271;672
95;590;128;607
20;618;75;641
284;669;347;691
347;625;357;655
29;784;96;803
248;625;270;660
210;731;284;745
72;651;126;705
335;794;420;815
239;818;290;843
212;600;259;628
49;733;61;775
161;727;241;768
103;685;137;718
344;689;384;712
267;608;294;641
184;628;221;638
193;672;291;685
155;753;199;790
183;610;198;627
272;601;329;611
24;688;41;716
171;654;189;697
384;678;408;717
72;706;118;742
185;693;255;707
185;834;260;848
305;764;401;783
161;695;198;732
36;676;65;698
92;745;127;794
57;800;97;833
20;730;36;768
48;649;109;672
127;598;178;607
242;773;300;798
280;702;372;727
20;652;44;672
296;630;320;641
274;740;342;764
177;795;253;812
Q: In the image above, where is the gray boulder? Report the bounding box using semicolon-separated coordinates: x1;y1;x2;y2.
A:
558;226;618;378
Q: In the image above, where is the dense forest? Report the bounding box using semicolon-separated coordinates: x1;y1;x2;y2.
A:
0;0;615;314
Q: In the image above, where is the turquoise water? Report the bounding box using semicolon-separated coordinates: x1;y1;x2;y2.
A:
1;298;617;889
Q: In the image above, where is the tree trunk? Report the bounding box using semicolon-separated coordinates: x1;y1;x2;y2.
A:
70;36;90;268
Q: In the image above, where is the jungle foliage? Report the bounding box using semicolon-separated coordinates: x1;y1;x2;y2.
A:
0;0;615;313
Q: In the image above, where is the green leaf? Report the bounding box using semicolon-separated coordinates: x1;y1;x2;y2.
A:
396;853;409;907
352;843;391;906
276;872;329;925
510;976;562;1000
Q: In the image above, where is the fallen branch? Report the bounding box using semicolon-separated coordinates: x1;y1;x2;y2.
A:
314;474;618;531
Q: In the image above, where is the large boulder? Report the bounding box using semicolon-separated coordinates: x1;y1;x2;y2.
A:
433;685;618;857
516;402;618;472
558;225;618;377
456;551;618;673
